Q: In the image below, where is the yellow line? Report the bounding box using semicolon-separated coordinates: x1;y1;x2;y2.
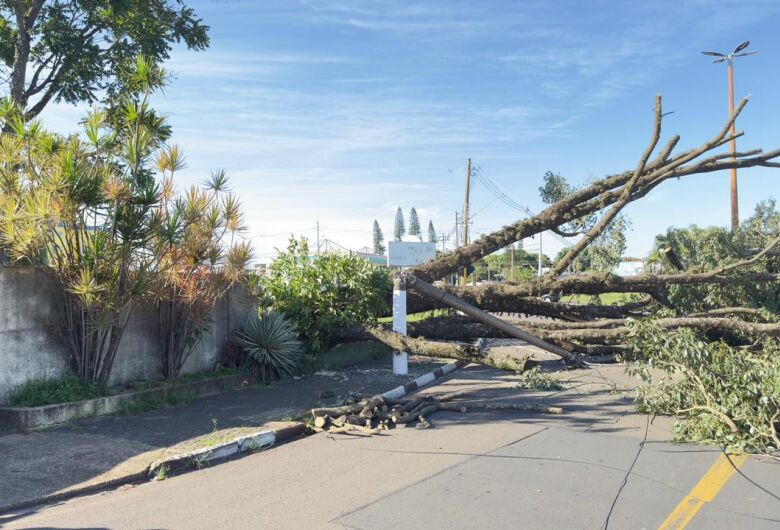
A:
658;453;748;530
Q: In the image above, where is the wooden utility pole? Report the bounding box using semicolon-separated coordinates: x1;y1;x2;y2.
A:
510;244;515;282
462;158;471;286
316;221;321;257
454;212;459;250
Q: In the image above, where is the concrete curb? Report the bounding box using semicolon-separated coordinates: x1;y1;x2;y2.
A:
147;422;307;478
0;422;307;516
0;374;243;431
381;360;466;400
0;359;465;515
147;359;466;477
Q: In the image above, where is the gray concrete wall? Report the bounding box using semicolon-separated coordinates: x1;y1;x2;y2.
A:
0;267;255;404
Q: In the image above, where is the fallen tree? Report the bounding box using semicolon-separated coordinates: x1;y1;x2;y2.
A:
410;96;780;284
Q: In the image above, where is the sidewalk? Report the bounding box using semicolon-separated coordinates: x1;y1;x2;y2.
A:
0;355;451;512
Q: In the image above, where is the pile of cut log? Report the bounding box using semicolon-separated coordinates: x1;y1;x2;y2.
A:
310;391;562;434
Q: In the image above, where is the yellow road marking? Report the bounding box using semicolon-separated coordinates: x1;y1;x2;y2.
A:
658;453;748;530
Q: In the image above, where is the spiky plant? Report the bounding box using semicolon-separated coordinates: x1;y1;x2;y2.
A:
152;162;252;380
238;310;304;382
0;60;169;388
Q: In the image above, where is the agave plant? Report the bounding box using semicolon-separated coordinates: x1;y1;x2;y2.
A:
237;310;304;382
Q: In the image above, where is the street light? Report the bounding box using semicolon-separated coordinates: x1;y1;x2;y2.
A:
702;41;758;232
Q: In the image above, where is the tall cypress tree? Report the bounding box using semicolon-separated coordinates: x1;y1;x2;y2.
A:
408;207;421;239
393;207;405;241
427;221;436;243
372;220;385;254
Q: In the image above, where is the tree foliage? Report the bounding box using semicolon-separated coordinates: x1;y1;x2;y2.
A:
626;321;779;454
393;206;405;241
647;200;780;313
1;0;209;119
0;59;168;387
152;162;252;380
408;207;420;239
372;219;384;254
256;238;390;353
541;171;629;273
427;220;436;244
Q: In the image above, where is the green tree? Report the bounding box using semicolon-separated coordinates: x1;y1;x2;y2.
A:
647;200;780;313
541;170;628;272
372;219;385;254
0;0;209;120
408;207;420;239
393;207;405;241
427;220;436;243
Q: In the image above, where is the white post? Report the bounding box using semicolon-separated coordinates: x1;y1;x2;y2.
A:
392;275;408;375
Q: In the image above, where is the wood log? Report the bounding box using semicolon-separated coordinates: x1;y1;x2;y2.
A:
361;325;538;373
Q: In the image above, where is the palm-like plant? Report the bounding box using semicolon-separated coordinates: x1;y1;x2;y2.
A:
152;161;252;380
0;59;168;388
237;310;304;382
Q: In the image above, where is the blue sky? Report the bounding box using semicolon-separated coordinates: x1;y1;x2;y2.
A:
43;0;780;262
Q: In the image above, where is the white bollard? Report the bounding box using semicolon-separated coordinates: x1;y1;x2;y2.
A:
392;276;408;375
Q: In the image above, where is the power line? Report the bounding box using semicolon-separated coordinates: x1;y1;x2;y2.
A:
472;168;574;248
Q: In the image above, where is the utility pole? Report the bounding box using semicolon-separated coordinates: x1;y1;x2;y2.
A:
702;41;758;232
436;233;450;253
316;221;320;257
462;158;471;286
537;232;543;277
454;212;460;250
510;244;515;282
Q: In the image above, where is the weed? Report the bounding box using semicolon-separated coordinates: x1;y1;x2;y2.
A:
8;373;98;407
154;465;169;481
118;391;195;415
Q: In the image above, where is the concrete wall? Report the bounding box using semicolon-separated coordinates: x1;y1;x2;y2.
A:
0;267;255;404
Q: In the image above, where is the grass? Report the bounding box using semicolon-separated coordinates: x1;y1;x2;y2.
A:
561;292;642;306
377;309;450;324
8;373;98;407
315;341;390;370
7;366;241;409
117;390;196;415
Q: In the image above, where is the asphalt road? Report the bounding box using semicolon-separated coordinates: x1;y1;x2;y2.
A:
3;362;779;529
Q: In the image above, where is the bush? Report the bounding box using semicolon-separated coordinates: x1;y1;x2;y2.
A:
254;238;391;352
237;310;304;382
624;320;780;454
9;373;99;407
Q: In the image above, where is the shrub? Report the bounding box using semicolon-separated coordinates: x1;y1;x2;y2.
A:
9;373;99;407
237;310;304;382
625;320;780;454
152;166;252;380
255;238;390;352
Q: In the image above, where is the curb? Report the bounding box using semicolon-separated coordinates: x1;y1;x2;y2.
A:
0;359;465;515
381;359;466;400
0;422;306;516
147;422;307;477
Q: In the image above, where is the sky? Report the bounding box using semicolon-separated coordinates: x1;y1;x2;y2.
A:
41;0;780;263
